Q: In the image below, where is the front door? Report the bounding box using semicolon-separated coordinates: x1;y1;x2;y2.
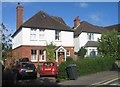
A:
58;52;64;65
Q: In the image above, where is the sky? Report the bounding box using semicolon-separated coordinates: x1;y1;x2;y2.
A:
2;2;119;34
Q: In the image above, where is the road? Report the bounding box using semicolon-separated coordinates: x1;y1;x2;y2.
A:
16;77;60;86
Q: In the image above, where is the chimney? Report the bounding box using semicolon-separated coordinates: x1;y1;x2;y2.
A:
16;3;23;30
74;16;80;28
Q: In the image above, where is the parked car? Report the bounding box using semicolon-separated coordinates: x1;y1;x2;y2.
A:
19;57;29;63
16;63;37;80
40;62;58;78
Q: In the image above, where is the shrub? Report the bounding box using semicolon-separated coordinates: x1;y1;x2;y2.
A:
57;58;75;80
57;56;115;80
37;64;41;73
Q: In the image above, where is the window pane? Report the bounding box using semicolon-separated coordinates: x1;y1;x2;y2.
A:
55;30;61;40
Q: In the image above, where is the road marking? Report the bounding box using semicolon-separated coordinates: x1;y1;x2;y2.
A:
91;77;118;85
102;78;119;85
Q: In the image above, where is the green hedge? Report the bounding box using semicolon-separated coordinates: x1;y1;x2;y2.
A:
57;56;115;80
57;58;75;80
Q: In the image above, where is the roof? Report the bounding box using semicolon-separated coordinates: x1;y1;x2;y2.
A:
84;41;99;47
74;21;109;36
12;10;73;37
22;10;73;31
105;24;120;32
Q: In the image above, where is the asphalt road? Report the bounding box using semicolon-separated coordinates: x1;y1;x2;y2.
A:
16;77;58;85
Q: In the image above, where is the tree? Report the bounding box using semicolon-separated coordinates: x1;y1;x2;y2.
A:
46;42;56;62
98;29;118;58
0;23;12;60
77;47;87;58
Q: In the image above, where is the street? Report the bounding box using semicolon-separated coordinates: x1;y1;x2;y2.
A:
16;77;58;85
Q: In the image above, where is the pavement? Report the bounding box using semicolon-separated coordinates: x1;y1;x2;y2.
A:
58;71;119;85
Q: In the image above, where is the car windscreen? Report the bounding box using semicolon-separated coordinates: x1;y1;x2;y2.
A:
19;58;29;62
22;63;35;69
43;63;54;66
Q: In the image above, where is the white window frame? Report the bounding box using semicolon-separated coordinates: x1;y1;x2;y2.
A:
31;49;38;62
30;28;37;41
39;29;45;40
39;50;46;62
66;50;70;56
87;33;94;41
55;30;61;41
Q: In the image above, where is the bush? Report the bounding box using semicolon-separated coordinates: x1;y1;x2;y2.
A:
57;58;75;80
37;65;41;73
57;56;115;80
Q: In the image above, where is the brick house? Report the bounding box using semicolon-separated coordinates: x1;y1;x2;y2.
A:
12;3;74;66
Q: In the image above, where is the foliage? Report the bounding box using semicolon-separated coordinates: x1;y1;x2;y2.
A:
77;47;87;58
57;58;75;80
46;42;56;62
57;56;115;81
0;23;12;60
98;30;118;58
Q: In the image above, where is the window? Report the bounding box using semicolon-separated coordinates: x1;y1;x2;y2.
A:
66;50;70;56
39;50;46;61
90;49;96;57
55;30;61;40
87;33;94;41
31;49;37;61
30;29;37;40
39;29;45;40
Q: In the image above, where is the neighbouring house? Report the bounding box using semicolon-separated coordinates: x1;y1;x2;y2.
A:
73;16;110;57
12;3;74;66
105;24;120;33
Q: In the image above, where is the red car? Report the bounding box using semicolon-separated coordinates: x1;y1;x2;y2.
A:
40;62;58;78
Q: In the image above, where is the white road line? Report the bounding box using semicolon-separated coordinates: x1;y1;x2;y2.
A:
91;77;118;85
102;78;119;85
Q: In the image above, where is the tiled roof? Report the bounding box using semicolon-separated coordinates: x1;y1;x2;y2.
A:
74;21;109;36
105;24;120;32
84;41;99;47
22;10;73;31
12;10;74;37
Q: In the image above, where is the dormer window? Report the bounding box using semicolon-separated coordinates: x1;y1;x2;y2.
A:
55;30;61;40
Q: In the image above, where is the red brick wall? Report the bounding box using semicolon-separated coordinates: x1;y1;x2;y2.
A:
12;45;74;66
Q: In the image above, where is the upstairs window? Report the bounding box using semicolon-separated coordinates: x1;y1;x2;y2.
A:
55;30;61;40
87;33;94;41
30;29;37;40
39;29;45;40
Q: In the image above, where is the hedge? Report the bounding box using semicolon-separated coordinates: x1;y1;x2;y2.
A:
57;56;115;80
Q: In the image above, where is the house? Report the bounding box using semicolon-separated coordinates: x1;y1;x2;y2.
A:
12;3;74;66
73;16;110;57
105;24;120;32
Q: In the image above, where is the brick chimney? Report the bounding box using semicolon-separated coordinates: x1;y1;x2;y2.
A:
74;16;80;28
16;3;23;30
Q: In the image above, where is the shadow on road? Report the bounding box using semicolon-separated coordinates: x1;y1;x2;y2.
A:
15;77;61;87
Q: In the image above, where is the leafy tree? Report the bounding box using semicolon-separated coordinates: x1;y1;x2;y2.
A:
46;42;56;62
0;23;12;60
77;47;87;58
98;29;118;58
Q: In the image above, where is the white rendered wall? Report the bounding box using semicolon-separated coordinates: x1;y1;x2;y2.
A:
12;27;74;49
74;37;80;52
85;47;98;57
74;32;101;52
12;29;23;49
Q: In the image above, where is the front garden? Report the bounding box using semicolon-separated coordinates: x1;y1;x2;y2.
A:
57;56;116;81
